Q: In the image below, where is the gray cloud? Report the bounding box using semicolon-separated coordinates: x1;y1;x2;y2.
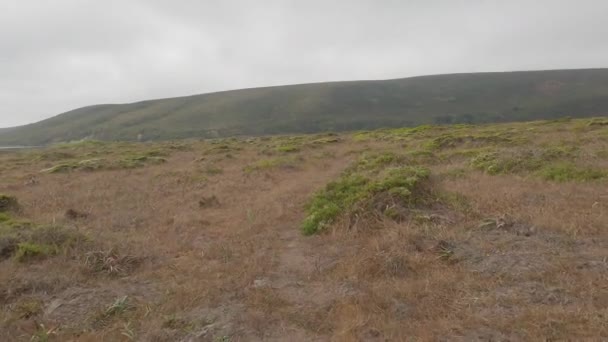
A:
1;0;607;127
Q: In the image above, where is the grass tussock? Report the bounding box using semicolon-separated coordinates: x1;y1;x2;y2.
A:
0;219;88;262
84;249;141;276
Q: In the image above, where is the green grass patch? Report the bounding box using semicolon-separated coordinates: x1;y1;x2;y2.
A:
275;144;300;153
470;145;585;178
41;155;166;173
0;222;88;262
14;242;58;262
349;152;402;172
538;163;608;182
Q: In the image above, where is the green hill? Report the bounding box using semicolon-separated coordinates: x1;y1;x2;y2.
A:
2;68;608;145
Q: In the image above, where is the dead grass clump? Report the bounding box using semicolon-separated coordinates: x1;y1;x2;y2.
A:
65;209;89;220
10;297;43;319
0;194;19;213
119;155;166;169
89;295;132;329
586;118;608;127
84;249;141;276
199;195;220;208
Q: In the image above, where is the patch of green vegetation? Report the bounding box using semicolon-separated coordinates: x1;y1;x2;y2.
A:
352;131;375;141
424;132;514;150
0;222;88;262
469;143;586;177
14;242;57;262
302;175;369;235
350;152;402;172
302;166;431;235
41;154;166;173
275;144;300;153
470;150;543;175
354;125;444;142
404;149;437;164
538;163;608;182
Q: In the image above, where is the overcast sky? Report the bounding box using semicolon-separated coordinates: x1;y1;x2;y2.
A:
1;0;607;127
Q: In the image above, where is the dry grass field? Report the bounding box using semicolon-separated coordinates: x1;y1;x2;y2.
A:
0;117;607;341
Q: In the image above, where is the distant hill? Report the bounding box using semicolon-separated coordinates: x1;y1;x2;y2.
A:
1;68;608;145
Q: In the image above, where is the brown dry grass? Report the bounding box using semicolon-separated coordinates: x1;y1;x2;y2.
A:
0;119;607;341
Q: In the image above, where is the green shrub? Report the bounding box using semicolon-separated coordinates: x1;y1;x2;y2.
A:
302;166;431;235
302;175;369;235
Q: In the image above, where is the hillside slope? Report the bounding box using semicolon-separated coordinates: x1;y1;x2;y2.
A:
2;68;608;145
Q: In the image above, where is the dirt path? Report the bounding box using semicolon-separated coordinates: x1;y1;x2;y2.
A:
151;145;355;341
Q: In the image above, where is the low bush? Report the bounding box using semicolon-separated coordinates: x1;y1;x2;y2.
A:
302;166;431;235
